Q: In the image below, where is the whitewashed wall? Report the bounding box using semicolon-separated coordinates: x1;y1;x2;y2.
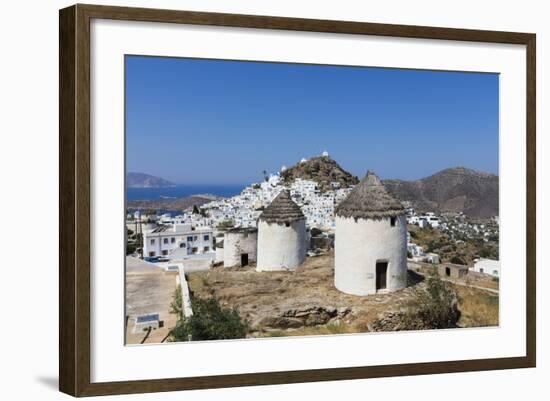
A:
335;215;407;295
223;231;258;267
256;220;307;271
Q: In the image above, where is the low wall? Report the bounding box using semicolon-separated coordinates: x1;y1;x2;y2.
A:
177;268;194;318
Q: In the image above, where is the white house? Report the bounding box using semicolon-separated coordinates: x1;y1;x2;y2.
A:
256;190;307;272
471;258;500;277
334;171;408;296
143;224;213;258
419;213;440;228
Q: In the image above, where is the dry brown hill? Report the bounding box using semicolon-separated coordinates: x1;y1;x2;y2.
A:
383;167;499;218
281;156;359;191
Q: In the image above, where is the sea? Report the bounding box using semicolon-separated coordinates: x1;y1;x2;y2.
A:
126;184;246;201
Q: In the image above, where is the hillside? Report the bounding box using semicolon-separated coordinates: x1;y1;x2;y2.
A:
281;156;359;191
126;172;175;188
126;195;216;212
186;251;498;337
383;167;499;218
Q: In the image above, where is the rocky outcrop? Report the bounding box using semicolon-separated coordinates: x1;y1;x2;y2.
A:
281;156;359;192
259;306;351;329
368;292;460;332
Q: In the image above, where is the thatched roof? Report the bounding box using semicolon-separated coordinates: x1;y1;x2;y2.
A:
258;190;305;224
335;171;405;219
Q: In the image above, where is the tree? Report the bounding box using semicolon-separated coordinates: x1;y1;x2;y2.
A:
192;205;200;215
170;290;248;341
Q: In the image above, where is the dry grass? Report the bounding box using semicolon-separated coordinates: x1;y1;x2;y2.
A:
455;286;499;327
264;322;352;337
186;252;499;338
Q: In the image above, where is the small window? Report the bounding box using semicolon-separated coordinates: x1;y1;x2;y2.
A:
150;239;155;245
193;236;198;241
171;237;175;243
148;252;155;257
162;250;168;256
203;235;210;241
203;246;210;252
187;236;193;242
163;238;169;244
179;243;186;248
390;217;397;227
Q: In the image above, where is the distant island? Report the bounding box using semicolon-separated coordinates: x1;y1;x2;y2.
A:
126;172;175;188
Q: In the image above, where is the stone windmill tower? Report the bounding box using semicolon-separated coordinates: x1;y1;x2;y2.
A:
334;171;407;295
256;190;307;272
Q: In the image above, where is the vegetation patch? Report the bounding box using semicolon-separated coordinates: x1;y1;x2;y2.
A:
170;288;249;341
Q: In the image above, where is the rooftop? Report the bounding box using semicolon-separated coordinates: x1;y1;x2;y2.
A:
258;190;305;225
335;171;405;219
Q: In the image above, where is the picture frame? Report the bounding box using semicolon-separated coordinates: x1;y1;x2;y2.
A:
59;3;536;397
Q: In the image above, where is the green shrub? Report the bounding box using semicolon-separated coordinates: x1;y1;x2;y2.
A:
217;219;235;230
170;292;248;342
404;269;460;329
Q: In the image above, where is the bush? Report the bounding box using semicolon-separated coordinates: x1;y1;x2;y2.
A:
170;292;248;342
450;256;465;265
217;219;235;230
404;269;460;329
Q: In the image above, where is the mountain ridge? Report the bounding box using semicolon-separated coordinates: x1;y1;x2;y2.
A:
382;167;499;218
279;157;498;218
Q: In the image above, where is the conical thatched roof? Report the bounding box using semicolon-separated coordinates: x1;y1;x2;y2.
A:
335;171;405;219
258;190;305;224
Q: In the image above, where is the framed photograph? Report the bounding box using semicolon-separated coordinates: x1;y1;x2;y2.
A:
59;4;536;397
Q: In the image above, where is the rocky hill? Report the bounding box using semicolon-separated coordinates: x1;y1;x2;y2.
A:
126;172;175;188
383;167;499;218
281;156;359;191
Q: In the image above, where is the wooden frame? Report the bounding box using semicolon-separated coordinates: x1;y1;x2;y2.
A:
59;3;536;397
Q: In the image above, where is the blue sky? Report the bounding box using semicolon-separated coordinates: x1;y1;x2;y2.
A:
126;55;499;185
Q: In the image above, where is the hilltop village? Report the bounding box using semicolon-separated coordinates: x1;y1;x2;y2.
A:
125;153;500;343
